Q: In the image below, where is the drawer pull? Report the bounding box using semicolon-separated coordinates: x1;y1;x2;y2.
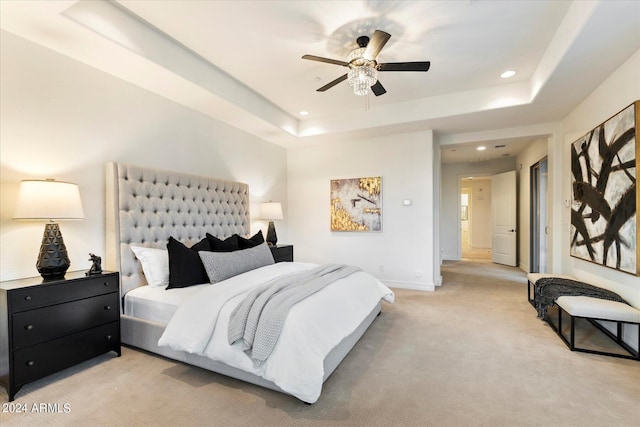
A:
25;324;34;331
24;296;32;301
104;305;112;310
103;282;110;287
106;334;113;340
26;360;35;367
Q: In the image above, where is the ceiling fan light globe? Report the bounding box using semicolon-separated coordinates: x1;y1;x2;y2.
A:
347;65;378;96
350;79;370;96
347;47;367;64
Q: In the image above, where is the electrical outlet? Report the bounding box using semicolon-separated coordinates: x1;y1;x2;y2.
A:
415;270;423;278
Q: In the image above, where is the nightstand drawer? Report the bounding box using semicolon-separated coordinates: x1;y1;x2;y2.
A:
13;321;120;385
12;293;119;349
9;275;118;311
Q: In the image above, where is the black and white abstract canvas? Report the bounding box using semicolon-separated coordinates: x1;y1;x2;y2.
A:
570;101;639;275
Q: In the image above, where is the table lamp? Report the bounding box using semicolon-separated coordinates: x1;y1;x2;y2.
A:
13;179;85;280
260;202;283;246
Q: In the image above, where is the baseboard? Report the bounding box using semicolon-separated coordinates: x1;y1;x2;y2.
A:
383;280;435;292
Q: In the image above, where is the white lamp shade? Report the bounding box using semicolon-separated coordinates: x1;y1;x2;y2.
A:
260;202;283;220
13;179;85;220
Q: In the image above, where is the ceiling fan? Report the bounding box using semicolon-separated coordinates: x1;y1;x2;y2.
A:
302;30;430;97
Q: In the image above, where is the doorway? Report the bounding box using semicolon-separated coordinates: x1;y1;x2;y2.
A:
460;178;492;261
530;157;548;273
461;188;471;252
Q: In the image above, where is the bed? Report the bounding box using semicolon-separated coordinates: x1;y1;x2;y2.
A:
105;162;393;403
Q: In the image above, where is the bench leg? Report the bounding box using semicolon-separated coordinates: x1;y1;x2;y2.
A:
557;304;562;334
527;280;535;307
546;304;565;340
553;305;570;347
616;322;623;346
569;315;575;351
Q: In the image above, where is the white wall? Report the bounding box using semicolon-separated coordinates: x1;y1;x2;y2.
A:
0;31;287;281
516;138;548;272
559;49;640;309
287;130;436;290
440;157;515;260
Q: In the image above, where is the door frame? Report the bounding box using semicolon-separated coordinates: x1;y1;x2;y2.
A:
461;187;472;250
458;174;492;260
530;157;548;273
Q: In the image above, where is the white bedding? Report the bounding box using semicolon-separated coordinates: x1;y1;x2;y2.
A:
124;283;208;324
158;262;394;403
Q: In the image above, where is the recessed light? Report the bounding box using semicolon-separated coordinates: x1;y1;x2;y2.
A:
299;111;309;116
477;146;486;151
501;70;516;79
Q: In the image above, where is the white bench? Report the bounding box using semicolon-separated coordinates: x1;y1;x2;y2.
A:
527;273;640;361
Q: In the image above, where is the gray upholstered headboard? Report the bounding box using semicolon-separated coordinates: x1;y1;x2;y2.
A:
105;163;250;296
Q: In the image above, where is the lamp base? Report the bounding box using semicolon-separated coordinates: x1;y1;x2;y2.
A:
37;223;70;281
266;220;278;246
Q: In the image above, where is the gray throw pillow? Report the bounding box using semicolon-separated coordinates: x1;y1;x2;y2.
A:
199;242;275;283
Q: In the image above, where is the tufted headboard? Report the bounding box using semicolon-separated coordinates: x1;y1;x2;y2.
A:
105;163;250;296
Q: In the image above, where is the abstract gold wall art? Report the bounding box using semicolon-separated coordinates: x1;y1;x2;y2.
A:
330;177;382;232
570;101;639;275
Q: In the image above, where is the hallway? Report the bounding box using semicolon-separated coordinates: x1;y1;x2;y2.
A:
461;238;492;261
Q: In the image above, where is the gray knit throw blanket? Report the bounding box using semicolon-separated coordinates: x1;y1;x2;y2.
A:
228;264;362;366
534;277;628;319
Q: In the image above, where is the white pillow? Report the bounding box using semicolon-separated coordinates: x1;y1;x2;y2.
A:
131;246;169;287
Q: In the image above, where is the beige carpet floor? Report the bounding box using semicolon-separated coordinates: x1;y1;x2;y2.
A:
1;261;638;426
461;244;492;261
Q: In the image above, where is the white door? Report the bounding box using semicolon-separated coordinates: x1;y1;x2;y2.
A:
492;170;517;266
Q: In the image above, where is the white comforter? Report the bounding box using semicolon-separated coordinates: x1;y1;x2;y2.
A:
158;262;394;403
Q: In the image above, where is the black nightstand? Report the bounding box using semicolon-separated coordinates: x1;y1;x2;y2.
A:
0;271;121;401
270;245;294;263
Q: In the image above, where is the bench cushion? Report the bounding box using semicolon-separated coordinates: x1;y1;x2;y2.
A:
556;296;640;323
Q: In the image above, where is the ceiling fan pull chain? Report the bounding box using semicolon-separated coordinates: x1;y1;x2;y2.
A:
364;92;370;112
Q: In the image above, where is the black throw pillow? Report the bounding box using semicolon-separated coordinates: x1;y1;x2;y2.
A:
190;237;211;252
166;236;210;289
237;230;265;249
206;233;240;252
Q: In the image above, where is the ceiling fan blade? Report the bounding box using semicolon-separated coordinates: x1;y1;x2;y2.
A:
317;74;348;92
302;54;348;67
378;61;431;72
371;81;386;96
363;30;391;60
